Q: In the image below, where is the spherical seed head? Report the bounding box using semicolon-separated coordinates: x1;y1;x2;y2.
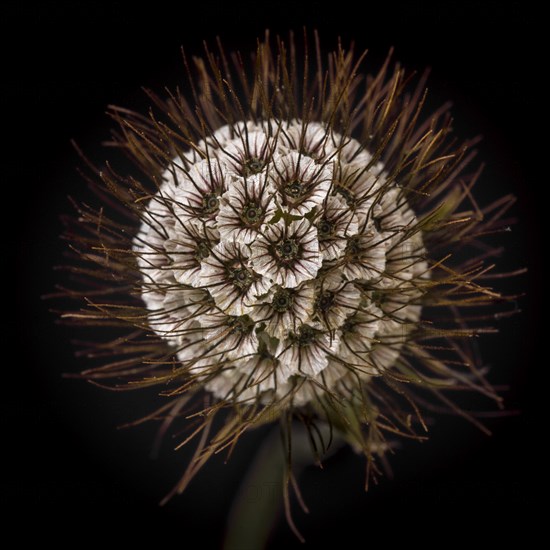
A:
134;118;424;404
61;31;517;509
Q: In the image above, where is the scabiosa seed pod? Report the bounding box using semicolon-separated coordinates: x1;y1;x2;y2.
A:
59;31;518;538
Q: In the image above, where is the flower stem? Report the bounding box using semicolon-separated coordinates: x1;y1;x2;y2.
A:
223;422;344;548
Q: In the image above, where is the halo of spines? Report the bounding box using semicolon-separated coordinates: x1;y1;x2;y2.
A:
59;31;517;524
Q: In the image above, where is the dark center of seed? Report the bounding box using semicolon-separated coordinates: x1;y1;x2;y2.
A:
277;238;299;260
272;289;294;312
297;324;316;346
228;315;254;334
316;291;335;312
341;318;356;334
317;218;333;240
243;157;264;176
230;267;253;289
371;290;384;306
285;180;303;198
346;236;361;257
241;203;262;225
194;241;211;261
202;193;219;215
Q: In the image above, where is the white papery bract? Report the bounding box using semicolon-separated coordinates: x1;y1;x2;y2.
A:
249;282;315;340
250;218;322;288
270;151;333;215
193;240;269;316
217;175;277;244
134;119;427;404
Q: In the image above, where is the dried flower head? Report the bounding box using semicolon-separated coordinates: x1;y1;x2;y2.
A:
59;31;517;536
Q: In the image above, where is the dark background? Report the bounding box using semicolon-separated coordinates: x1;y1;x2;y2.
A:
12;1;538;546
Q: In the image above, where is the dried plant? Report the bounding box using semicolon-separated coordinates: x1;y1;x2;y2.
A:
58;31;518;539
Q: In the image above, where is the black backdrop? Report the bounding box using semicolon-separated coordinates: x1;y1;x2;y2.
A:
13;2;538;546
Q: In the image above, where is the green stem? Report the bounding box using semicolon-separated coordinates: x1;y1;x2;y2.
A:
223;423;344;549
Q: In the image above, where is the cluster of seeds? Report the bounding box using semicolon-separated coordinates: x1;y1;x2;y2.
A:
134;119;427;405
